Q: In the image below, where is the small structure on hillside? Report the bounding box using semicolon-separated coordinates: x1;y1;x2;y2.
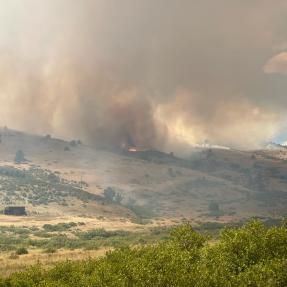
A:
4;206;27;216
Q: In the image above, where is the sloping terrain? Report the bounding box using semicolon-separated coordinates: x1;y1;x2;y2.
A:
0;128;286;225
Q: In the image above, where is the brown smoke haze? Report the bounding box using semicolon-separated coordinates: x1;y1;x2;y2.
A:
1;0;287;150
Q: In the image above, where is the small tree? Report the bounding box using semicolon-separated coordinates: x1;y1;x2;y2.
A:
103;187;123;204
14;150;25;163
103;187;116;202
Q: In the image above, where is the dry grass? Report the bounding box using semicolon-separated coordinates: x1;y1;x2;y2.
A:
0;248;109;277
0;129;287;231
0;214;161;231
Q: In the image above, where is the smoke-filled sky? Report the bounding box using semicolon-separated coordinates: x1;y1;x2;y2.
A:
0;0;287;150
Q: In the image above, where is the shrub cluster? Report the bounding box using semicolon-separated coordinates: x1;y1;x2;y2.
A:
0;220;286;286
0;167;99;206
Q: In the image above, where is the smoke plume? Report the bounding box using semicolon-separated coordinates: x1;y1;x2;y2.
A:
0;0;287;150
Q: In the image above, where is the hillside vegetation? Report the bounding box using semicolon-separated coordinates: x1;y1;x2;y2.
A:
1;220;286;286
1;129;287;223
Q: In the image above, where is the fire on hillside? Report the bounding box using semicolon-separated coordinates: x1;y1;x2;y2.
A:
127;147;147;153
120;142;147;153
121;144;180;165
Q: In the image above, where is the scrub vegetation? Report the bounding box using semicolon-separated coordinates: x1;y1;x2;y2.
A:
0;220;286;286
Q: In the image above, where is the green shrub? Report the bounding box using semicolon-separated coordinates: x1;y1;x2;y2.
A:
43;222;77;232
77;228;129;240
1;220;287;286
16;247;28;255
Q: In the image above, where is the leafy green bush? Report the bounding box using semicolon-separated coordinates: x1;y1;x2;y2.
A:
1;220;287;286
76;229;129;240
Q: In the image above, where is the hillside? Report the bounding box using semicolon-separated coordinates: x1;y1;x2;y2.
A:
0;128;286;226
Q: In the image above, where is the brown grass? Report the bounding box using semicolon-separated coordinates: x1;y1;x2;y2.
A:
0;248;109;277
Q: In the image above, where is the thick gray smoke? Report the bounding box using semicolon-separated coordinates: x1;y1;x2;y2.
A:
0;0;287;150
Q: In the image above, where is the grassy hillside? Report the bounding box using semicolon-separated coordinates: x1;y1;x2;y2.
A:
0;128;287;224
0;129;286;281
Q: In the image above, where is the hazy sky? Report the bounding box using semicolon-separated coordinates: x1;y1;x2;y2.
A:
0;0;287;150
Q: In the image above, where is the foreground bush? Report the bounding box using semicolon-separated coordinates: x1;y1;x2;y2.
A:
0;220;286;286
